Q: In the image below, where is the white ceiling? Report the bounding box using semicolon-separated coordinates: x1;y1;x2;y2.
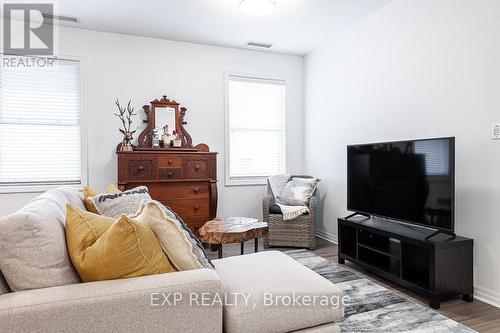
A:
30;0;390;55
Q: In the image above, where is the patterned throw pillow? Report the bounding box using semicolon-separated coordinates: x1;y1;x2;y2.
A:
131;200;214;270
83;184;122;214
279;178;320;206
65;204;175;282
90;186;151;218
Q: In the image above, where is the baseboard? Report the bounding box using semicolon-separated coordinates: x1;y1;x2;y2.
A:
474;285;500;308
316;229;338;244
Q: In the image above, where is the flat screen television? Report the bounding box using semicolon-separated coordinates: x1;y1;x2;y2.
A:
347;137;455;232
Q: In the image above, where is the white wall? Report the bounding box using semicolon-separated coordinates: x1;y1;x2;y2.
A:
0;25;304;218
305;0;500;306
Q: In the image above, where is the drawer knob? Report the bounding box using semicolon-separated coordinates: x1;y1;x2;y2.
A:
195;164;200;171
168;159;173;164
138;165;144;171
194;204;199;211
194;187;199;193
168;171;173;177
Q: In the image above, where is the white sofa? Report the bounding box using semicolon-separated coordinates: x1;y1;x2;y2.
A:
0;187;343;333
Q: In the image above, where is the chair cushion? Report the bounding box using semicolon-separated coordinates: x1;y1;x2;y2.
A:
83;184;122;214
213;251;344;333
65;204;176;282
130;200;214;270
269;204;282;214
90;186;151;218
0;187;82;291
269;204;309;215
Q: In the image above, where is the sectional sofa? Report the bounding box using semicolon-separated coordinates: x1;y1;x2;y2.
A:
0;187;344;332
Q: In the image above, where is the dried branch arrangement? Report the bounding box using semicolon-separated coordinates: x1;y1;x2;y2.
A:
114;99;137;135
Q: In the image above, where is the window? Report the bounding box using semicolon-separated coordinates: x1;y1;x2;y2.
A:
225;73;286;186
0;56;84;192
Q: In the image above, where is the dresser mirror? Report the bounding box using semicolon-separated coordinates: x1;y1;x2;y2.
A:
137;95;193;149
154;106;177;134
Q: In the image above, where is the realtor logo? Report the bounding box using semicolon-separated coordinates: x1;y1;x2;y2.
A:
3;3;54;55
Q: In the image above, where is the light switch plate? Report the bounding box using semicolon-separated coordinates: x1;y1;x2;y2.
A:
493;123;500;140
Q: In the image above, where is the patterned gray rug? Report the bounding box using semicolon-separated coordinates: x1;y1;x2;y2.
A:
285;249;476;333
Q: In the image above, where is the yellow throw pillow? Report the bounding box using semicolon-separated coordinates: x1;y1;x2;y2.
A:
83;184;122;214
65;204;175;282
131;199;214;271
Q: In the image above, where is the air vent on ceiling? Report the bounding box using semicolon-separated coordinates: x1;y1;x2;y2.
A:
247;41;273;49
42;13;79;23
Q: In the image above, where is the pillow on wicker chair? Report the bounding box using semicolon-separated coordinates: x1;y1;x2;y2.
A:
279;178;319;206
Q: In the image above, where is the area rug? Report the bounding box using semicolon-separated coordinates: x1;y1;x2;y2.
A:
284;249;476;333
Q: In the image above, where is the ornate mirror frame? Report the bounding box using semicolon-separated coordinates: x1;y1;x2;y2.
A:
137;95;193;149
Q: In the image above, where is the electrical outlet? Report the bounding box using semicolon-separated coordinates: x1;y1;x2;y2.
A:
493;123;500;140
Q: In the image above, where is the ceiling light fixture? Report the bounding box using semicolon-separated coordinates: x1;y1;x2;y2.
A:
239;0;276;16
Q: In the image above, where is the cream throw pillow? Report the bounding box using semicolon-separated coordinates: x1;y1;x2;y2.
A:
131;200;214;270
279;178;319;206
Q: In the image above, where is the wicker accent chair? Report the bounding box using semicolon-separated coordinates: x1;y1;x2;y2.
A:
263;175;316;250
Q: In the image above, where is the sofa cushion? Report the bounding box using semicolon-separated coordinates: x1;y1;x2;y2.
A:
0;187;82;291
214;251;344;333
83;184;122;214
0;269;222;333
130;200;214;270
66;204;176;282
90;186;151;218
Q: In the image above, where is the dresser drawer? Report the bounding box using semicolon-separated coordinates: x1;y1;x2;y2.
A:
185;159;210;179
158;157;183;168
158;168;182;180
147;182;210;200
164;198;209;217
128;160;154;180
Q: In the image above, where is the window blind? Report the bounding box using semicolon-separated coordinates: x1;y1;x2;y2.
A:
0;57;82;186
227;75;286;181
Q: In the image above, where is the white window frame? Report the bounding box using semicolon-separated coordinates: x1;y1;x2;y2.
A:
0;54;88;194
224;71;287;186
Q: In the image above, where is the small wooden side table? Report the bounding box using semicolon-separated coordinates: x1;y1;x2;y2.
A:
199;217;268;259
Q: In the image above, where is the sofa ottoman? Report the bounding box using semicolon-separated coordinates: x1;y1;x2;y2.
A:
213;251;344;333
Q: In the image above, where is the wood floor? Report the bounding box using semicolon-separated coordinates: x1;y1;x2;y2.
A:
207;237;500;333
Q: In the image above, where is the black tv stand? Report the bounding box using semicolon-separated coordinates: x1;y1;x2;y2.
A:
424;229;456;241
338;215;473;309
345;212;370;220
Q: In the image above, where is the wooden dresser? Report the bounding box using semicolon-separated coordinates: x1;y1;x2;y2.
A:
117;149;217;235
